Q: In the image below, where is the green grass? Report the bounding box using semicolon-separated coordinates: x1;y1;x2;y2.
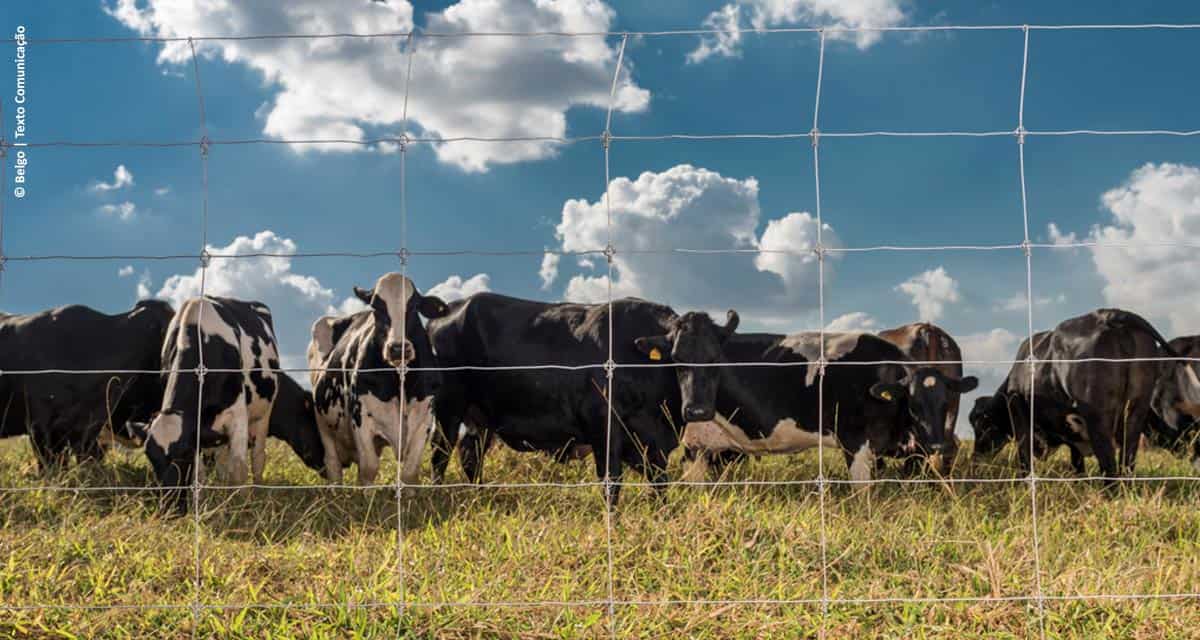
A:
2;437;1199;639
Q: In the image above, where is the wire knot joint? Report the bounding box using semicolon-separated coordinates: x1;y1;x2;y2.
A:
1020;239;1031;257
809;127;820;148
199;136;211;157
1015;126;1027;145
601;130;612;151
603;244;616;264
603;359;616;379
398;247;410;266
199;249;212;268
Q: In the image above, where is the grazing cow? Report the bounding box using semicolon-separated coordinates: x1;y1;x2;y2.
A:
144;296;322;510
1148;335;1200;472
634;313;969;481
878;322;975;473
969;309;1173;477
308;273;448;485
0;300;174;469
428;293;684;507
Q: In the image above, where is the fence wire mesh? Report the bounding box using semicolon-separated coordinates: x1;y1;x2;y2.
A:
1;20;1199;638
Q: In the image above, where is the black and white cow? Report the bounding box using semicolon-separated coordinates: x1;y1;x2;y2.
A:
1147;335;1200;472
878;322;976;473
308;273;448;485
144;296;322;509
969;308;1173;477
428;293;685;507
0;300;174;469
633;312;970;481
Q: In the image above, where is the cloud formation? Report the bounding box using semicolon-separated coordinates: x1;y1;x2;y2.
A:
689;0;909;63
895;266;960;322
427;273;491;302
1048;162;1200;336
547;164;837;319
91;164;134;192
104;0;649;173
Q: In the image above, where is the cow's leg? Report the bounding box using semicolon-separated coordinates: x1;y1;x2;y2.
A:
1190;437;1200;474
431;394;466;484
838;431;875;483
221;401;251;485
315;414;343;483
1078;403;1118;480
625;445;669;499
591;429;625;509
354;424;381;485
1068;445;1086;475
1118;403;1147;475
458;427;492;485
249;411;271;485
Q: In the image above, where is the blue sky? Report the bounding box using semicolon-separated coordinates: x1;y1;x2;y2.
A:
4;1;1200;433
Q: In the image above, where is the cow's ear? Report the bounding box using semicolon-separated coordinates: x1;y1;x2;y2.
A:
950;375;979;393
353;286;374;305
634;335;671;361
870;382;906;403
722;309;740;339
418;295;450;319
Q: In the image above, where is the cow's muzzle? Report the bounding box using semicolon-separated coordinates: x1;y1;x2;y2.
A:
385;339;415;366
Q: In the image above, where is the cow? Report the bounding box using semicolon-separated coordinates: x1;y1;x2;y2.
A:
144;296;322;510
308;273;448;485
633;313;971;482
1147;335;1200;472
969;308;1173;478
0;300;174;469
427;293;685;507
878;322;975;473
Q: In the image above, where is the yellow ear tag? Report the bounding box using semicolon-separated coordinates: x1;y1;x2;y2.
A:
649;347;662;361
880;390;893;401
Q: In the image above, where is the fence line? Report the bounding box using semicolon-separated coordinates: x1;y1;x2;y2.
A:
2;20;1200;636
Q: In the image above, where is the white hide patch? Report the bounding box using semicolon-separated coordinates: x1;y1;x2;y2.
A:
780;332;865;387
682;414;838;455
849;442;874;482
148;412;183;450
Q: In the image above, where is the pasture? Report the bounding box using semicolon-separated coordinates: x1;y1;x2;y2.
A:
2;437;1198;639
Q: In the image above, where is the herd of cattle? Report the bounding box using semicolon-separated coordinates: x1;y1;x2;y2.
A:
2;272;1199;512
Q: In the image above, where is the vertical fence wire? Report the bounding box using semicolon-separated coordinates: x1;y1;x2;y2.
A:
602;32;628;639
810;28;830;639
186;37;211;638
1015;25;1049;640
396;30;418;638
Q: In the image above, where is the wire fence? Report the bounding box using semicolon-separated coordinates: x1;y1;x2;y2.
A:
2;20;1199;638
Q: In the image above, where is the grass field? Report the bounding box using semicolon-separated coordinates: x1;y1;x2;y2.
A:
2;436;1199;639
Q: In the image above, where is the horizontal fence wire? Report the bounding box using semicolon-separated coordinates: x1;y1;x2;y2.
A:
6;356;1200;376
3;20;1200;631
3;128;1200;150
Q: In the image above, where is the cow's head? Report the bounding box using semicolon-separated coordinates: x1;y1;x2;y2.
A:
870;367;977;456
269;373;326;473
634;310;739;423
144;409;229;513
1149;362;1200;465
968;392;1013;460
352;272;450;396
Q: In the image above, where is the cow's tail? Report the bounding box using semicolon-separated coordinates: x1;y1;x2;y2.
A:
1107;310;1178;358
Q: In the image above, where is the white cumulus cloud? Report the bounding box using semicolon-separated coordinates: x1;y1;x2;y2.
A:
689;0;909;62
427;273;491;302
825;311;878;332
99;202;137;221
91;164;134;192
550;164;838;319
104;0;649;173
895;266;960;323
1048;162;1200;336
139;230;346;368
117;265;135;278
